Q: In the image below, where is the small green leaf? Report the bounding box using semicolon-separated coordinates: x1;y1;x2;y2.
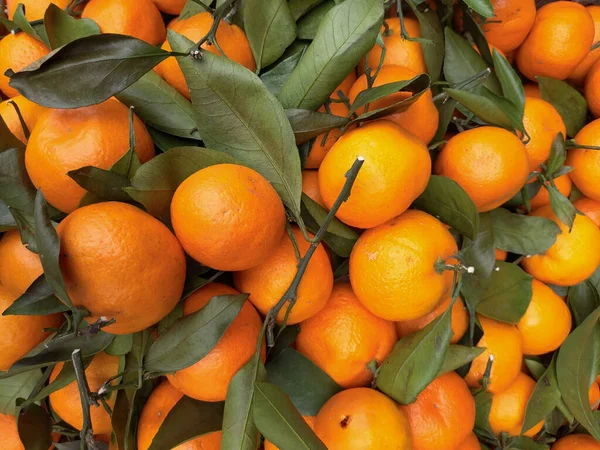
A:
407;0;444;82
43;4;100;50
297;1;334;40
473;390;494;436
492;49;525;118
3;275;69;316
300;200;356;257
522;356;561;434
538;76;587;137
432;98;457;142
302;194;358;240
0;148;36;215
463;0;494;18
17;403;53;450
508;437;550;450
438;345;485;376
261;49;306;96
147;127;200;152
545;133;567;179
568;281;600;326
491;208;560;255
12;5;44;43
460;5;492;66
105;334;133;357
68;166;133;205
0;370;44;415
9;207;37;253
286;109;348;144
547;184;576;229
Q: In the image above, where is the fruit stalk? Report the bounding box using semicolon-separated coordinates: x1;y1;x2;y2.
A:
71;349;98;450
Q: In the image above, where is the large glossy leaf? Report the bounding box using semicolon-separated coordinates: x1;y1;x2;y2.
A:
407;0;444;82
438;345;485;376
9;34;169;108
278;0;384;110
286;109;348;144
3;275;69;316
43;4;100;49
491;208;561;255
538;76;587;137
0;370;44;415
0;148;36;215
522;356;561;434
169;32;303;217
244;0;297;69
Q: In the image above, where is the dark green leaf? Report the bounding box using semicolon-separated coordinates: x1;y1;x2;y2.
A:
169;32;302;217
9;34;169;108
300;200;356;257
147;127;200;152
538;76;587;137
432;98;457;142
68;166;133;205
297;1;334;40
413;175;479;240
0;148;36;215
267;325;300;363
55;443;108;450
0;116;23;151
3;275;69;316
548;184;576;229
522;356;560;434
0;370;44;415
302;194;358;240
278;0;384;110
105;334;133;357
12;5;44;43
180;0;212;20
0;200;16;231
546;134;567;178
463;0;493;18
492;49;525;118
461;5;492;66
438;345;485;376
568;281;600;326
473;390;494;435
407;0;444;82
508;437;550;450
144;294;247;374
17;403;52;450
289;0;325;19
9;207;37;253
261;49;305;96
43;4;100;50
491;208;560;255
286;109;348;144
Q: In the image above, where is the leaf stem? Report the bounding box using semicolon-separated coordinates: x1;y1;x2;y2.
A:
72;349;98;450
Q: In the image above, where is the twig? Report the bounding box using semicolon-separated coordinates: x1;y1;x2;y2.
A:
7;100;30;140
72;349;98;450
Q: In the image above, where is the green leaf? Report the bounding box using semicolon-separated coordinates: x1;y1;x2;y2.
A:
3;275;69;316
297;1;335;40
9;34;169;108
548;184;576;229
407;0;444;82
278;0;384;110
169;32;303;217
12;5;44;43
124;146;238;224
522;356;561;435
438;345;485;375
302;194;358;240
180;0;212;20
300;200;356;257
432;98;457;142
266;347;341;416
463;0;494;18
376;302;453;404
556;306;600;440
546;134;567;178
149;397;224;450
538;76;587;137
0;370;44;415
147;127;200;152
68;166;133;205
508;437;550;450
490;208;561;255
0;116;23;151
9;207;37;253
144;294;247;374
289;0;325;19
17;403;53;450
244;0;297;69
43;4;100;50
55;443;108;450
413;175;479;240
473;390;494;436
460;5;492;66
116;71;200;139
0;148;36;215
261;49;306;96
105;334;133;357
253;382;326;449
492;49;525;119
568;281;600;326
0;200;16;231
285;109;348;144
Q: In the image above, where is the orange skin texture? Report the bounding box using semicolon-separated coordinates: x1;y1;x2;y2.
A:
319;120;431;228
167;283;264;402
348;65;439;144
296;283;397;388
552;434;600;450
171;164;286;271
314;388;412;450
574;197;600;227
7;0;70;20
0;33;49;98
481;0;536;53
151;0;187;15
522;204;600;286
57;202;187;335
517;279;571;355
529;174;572;211
488;373;544;437
585;58;600;119
516;1;595;81
465;316;523;394
570;6;600;86
25;98;155;213
434;126;530;212
349;209;458;322
0;95;48;143
590;382;600;409
264;417;315;450
521;97;567;172
457;433;481;450
0;412;24;450
400;372;476;450
0;230;43;297
568;119;600;198
302;170;326;208
82;0;166;46
395;296;468;345
234;226;333;324
361;17;426;75
156;13;256;99
0;285;61;371
495;248;508;261
50;352;120;435
137;381;222;450
523;84;542;99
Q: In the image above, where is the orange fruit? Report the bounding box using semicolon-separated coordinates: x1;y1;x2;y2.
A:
0;95;47;143
264;416;315;450
0;230;43;296
349;209;458;321
529;174;572;211
495;249;508;261
0;284;61;371
361;17;426;75
517;279;571;356
522;204;600;286
521;97;567;172
7;0;70;20
302;170;326;208
465;316;523;394
151;0;186;15
570;6;600;85
314;388;412;450
590;382;600;409
25;98;155;213
457;433;480;450
523;84;542;99
516;1;595;81
137;380;222;450
395;296;468;344
481;0;536;53
434;127;530;212
167;283;264;402
156;13;255;99
296;283;397;388
400;371;475;450
586;59;600;118
552;434;600;450
171;164;286;271
575;197;600;227
348;65;439;144
318;120;431;228
0;412;24;450
568;119;600;197
0;32;49;98
488;372;544;437
82;0;166;46
234;226;333;324
50;352;120;435
57;201;186;335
